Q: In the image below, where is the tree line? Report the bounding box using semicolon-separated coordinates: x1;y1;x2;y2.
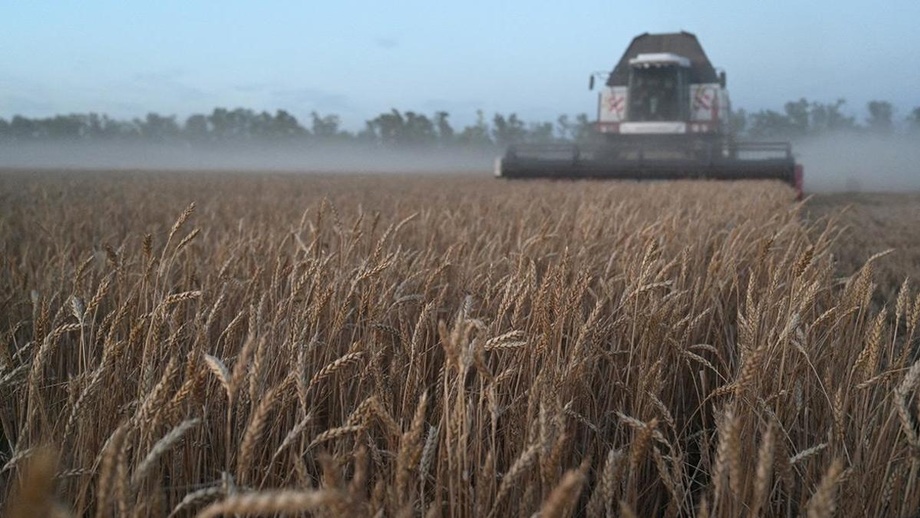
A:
735;99;920;139
1;100;918;148
0;108;591;149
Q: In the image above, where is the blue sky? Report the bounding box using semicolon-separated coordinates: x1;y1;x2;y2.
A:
2;1;918;130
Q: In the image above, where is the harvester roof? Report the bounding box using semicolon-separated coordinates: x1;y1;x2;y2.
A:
606;31;719;86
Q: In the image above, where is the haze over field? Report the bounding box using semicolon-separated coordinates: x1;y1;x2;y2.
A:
3;133;919;193
798;135;920;192
0;142;496;174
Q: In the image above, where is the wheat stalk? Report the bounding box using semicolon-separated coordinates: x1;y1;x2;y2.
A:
538;463;588;518
133;418;200;486
193;489;342;518
805;458;845;518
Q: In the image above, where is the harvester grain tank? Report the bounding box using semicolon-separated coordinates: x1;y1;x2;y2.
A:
496;32;803;197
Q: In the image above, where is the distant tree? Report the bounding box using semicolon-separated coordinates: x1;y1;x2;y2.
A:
366;109;405;146
810;99;856;134
69;113;117;139
202;107;248;139
262;111;304;139
270;110;306;138
229;108;259;139
748;109;796;139
434;111;454;145
138;113;180;141
402;111;436;146
748;98;863;139
84;113;109;138
208;108;232;139
527;121;554;143
311;111;342;139
248;111;274;139
491;113;526;147
457;110;492;147
908;107;920;133
0;117;8;139
866;100;894;133
184;114;210;141
36;114;90;139
100;117;141;139
10;115;39;139
784;98;810;137
556;114;573;141
363;109;436;147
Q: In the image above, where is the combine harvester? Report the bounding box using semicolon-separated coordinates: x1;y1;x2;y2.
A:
496;32;803;198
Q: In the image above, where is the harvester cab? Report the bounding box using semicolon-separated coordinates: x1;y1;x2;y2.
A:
496;31;803;198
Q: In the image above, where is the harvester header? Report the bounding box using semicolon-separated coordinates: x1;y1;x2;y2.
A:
496;31;803;198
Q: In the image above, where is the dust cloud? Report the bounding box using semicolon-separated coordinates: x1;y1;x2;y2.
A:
0;141;495;174
3;135;918;192
796;133;920;193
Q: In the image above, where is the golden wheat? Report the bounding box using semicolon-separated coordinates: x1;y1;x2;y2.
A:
1;171;918;516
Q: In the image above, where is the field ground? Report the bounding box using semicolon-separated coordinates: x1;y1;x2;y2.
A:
805;192;920;301
2;169;920;517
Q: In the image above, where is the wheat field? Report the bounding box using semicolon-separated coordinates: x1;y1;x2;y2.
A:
2;171;919;517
